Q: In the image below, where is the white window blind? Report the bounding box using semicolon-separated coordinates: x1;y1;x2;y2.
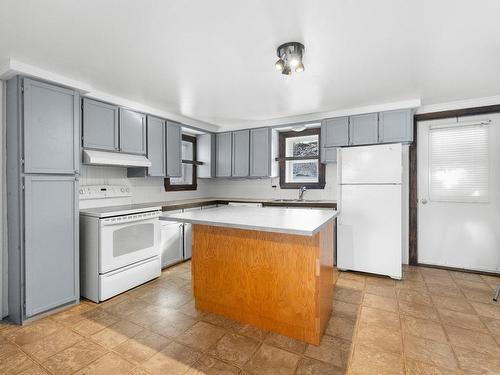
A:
428;123;489;203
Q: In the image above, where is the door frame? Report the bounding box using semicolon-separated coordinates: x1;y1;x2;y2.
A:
409;104;500;266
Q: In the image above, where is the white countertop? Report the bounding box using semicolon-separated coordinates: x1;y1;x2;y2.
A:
159;206;338;236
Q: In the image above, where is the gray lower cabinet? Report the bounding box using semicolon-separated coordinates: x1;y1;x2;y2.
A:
232;130;250;177
216;132;232;177
378;109;413;143
146;116;166;176
166;121;182;177
250;128;271;177
119;108;147;154
321;117;349;147
24;176;78;317
23;78;79;174
321;147;338;163
197;133;216;178
349;113;379;145
82;98;119;152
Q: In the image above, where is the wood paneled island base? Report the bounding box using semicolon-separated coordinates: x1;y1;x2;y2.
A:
191;220;336;345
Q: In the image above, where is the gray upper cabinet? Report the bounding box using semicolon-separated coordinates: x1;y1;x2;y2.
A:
349;113;379;145
23;78;79;174
147;116;166;176
321;117;349;147
232;130;250;177
216;132;232;177
119;108;147;154
197;133;216;178
82;99;119;152
24;175;78;318
166;121;182;177
250;128;271;177
378;109;413;143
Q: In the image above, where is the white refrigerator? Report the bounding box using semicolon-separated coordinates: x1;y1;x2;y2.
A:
337;143;407;279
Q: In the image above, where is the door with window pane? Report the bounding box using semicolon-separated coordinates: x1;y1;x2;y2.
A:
417;114;500;272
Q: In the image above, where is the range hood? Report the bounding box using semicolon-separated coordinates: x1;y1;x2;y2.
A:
82;149;152;168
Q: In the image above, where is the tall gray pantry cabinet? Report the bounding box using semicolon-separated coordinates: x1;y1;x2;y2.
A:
6;76;80;324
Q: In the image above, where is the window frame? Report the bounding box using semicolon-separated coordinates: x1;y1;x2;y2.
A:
164;134;198;191
278;128;325;189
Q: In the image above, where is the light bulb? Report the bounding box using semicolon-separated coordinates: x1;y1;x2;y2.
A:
289;58;299;67
295;62;305;72
275;59;285;71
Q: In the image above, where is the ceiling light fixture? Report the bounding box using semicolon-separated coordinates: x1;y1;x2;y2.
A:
275;42;305;75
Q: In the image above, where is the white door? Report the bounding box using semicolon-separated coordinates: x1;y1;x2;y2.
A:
160;222;184;268
338;184;402;279
417;114;500;273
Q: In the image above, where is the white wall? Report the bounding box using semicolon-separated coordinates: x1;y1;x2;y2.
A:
203;163;337;201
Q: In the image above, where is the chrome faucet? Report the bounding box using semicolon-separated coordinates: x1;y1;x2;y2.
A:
298;186;307;201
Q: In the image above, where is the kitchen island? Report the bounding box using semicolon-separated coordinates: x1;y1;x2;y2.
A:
160;206;338;344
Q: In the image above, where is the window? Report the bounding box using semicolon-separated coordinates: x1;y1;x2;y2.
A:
429;123;489;203
164;134;197;191
278;128;325;189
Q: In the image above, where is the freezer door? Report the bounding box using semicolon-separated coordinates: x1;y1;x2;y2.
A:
340;143;402;184
337;184;402;279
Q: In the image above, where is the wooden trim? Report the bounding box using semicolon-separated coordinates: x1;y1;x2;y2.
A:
278;128;325;189
164;134;198;191
409;105;500;265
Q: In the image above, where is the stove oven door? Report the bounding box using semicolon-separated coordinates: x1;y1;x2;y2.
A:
99;212;160;273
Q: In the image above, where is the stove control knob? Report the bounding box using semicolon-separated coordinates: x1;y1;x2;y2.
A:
121;188;125;193
79;189;84;194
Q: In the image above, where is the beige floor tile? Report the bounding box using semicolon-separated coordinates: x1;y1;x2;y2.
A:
333;285;364;305
405;358;461;375
454;278;491;291
42;339;108;375
114;329;170;364
103;297;147;319
425;283;463;298
149;313;197;338
332;300;360;320
438;308;488;332
264;332;307;354
176;321;226;351
201;312;239;330
363;293;398;312
339;271;366;283
128;368;151;375
208;331;260;366
7;318;63;346
398;289;434;306
244;344;300;375
366;275;396;287
186;355;240;374
431;294;474;314
0;343;38;374
17;364;51;375
481;274;500;289
21;327;84;362
454;346;500;375
358;306;400;330
403;334;458;370
365;283;396;298
401;315;448;343
73;352;135;374
480;316;500;336
470;301;500;320
335;278;365;291
304;334;351;368
461;286;498;304
444;324;500;356
399;300;440;321
177;300;205;319
233;322;268;341
295;357;344;375
450;271;485;283
350;344;404;375
142;341;202;375
139;287;192;309
356;323;403;353
71;308;119;336
90;319;143;349
325;315;357;342
395;278;428;291
51;304;95;326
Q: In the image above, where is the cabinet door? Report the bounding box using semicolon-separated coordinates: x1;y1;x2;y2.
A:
197;134;216;178
147;116;166;176
378;109;413;143
321;117;349;147
23;78;79;174
82;98;119;152
182;207;201;260
349;113;379;145
250;128;270;177
160;222;183;268
216;132;232;177
24;175;78;317
166;121;182;177
321;147;338;163
232;130;250;177
119;108;147;154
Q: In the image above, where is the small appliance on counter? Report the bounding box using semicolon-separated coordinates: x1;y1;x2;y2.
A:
79;185;162;302
337;143;407;279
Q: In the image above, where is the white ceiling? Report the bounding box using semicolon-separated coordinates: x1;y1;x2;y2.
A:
1;0;500;130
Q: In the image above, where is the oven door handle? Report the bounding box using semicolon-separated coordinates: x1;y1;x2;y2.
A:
101;216;160;227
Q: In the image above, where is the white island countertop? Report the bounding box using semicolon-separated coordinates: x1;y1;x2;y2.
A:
160;206;338;236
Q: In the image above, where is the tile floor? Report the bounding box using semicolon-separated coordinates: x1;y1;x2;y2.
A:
1;262;500;374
